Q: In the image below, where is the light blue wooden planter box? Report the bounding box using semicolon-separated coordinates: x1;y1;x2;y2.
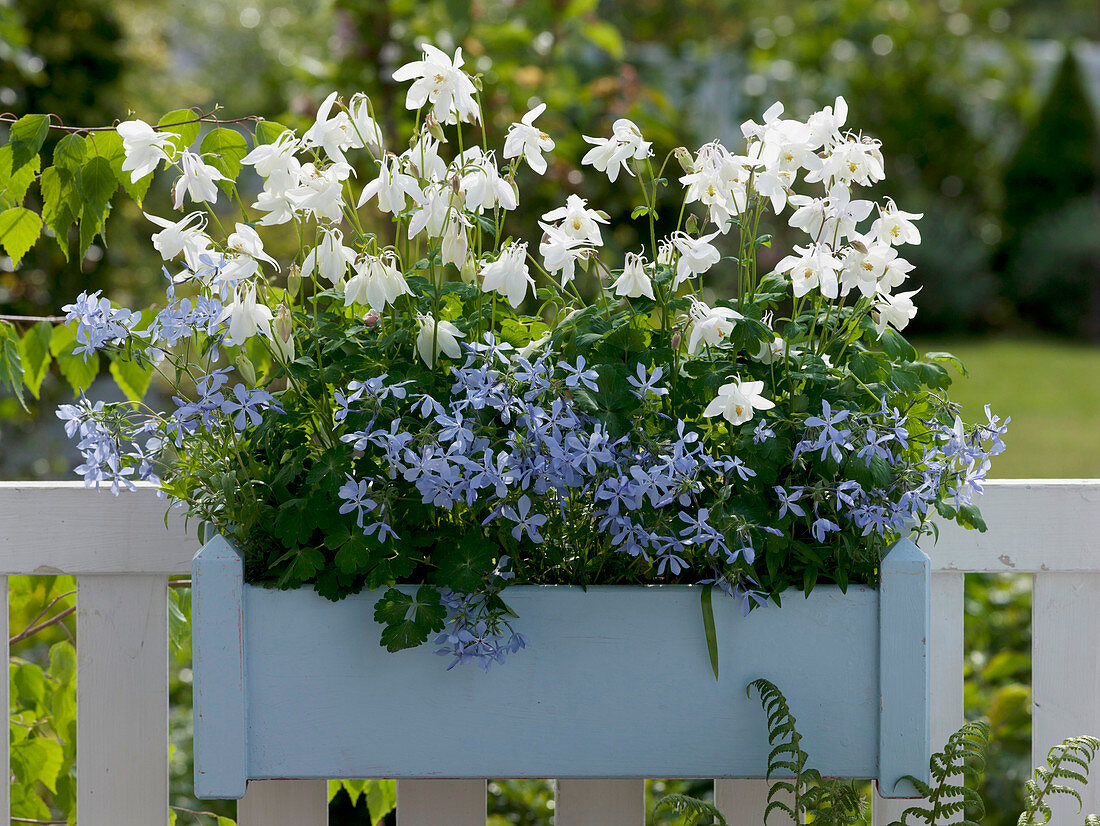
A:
192;536;930;800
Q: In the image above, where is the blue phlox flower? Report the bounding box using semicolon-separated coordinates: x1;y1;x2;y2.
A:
626;363;669;398
501;495;548;543
810;514;841;543
775;485;806;518
558;356;600;392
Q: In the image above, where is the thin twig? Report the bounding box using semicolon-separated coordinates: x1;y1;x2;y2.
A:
11;818;68;824
171;804;225;818
0;111;265;134
15;589;76;639
169;579;192;588
9;605;76;646
0;314;67;324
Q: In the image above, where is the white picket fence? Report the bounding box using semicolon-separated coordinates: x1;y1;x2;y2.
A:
0;478;1098;826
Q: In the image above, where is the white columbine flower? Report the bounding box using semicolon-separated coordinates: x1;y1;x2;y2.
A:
874;288;920;336
402;136;448;182
703;378;775;426
671;230;721;288
806;96;849;150
774;243;842;299
871;199;922;246
392;44;481;125
143;211;207;262
345;251;413;310
454;147;517;213
612;252;655;300
227;223;280;271
302;228;355;286
811;135;885;187
117;120;176;182
538;221;593;287
407;181;454;239
480;242;534;309
301;91;360;165
358;154;423;215
582;118;652;182
680;140;748;230
218;285;274;346
503;103;555;175
541;194;607;245
416;313;465;367
173;152;227;209
441;210;471;269
686;298;742;355
348;93;385;156
289;162;349;223
241;128;300;178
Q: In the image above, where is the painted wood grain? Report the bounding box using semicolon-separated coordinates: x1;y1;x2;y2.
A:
192;536;248;799
873;571;965;825
554;779;645;826
76;575;168;826
397;779;486;826
714;779;770;824
878;538;931;797
237;779;327;826
1;576;8;824
1033;572;1100;823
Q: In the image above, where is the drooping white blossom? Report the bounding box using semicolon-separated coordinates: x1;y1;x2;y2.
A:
358;154;423;215
407;181;455;239
302;228;355;286
288;162;349;223
582;118;652;182
611;252;655;300
227;223;280;271
117;119;176;183
241;128;300;178
671;230;721;288
301;91;360;165
538;221;592;287
503;103;554;175
874;288;920;336
402;137;448;182
441;210;471;269
217;285;274;345
480;242;534;308
454;147;517;213
173;152;227;209
416;313;465;367
345;251;413;310
144;211;207;262
871;199;922;246
686;298;742;355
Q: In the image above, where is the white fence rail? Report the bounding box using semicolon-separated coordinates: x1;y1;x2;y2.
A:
1;479;1098;825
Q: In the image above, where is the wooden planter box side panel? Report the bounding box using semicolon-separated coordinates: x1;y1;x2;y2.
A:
193;538;930;800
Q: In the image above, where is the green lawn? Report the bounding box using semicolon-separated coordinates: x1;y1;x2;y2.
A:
914;337;1100;479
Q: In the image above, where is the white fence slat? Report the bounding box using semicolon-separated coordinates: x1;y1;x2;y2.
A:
4;480;1099;574
1;575;8;825
874;571;966;825
0;483;192;575
1033;572;1100;822
554;779;645;826
397;779;486;826
76;575;167;826
238;779;328;826
715;779;770;823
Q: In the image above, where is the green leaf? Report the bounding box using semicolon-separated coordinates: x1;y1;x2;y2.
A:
40;165;77;260
157;108;200;150
365;778;397;824
52;133;87;175
11;737;64;793
583;20;625;58
17;320;53;398
0;145;40;208
255;119;291;145
630;205;650;219
700;584;720;681
109;353;154;401
8;113;49;172
0;206;42;268
201;127;248;182
880;328;918;362
433;533;496;592
0;322;26;408
50;324;100;393
77;155;117;215
373;586;446;652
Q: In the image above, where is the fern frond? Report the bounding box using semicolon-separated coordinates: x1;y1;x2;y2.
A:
655;793;729;826
1019;735;1100;826
887;720;990;826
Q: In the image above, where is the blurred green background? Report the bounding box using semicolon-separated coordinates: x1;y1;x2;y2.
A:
2;0;1097;823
